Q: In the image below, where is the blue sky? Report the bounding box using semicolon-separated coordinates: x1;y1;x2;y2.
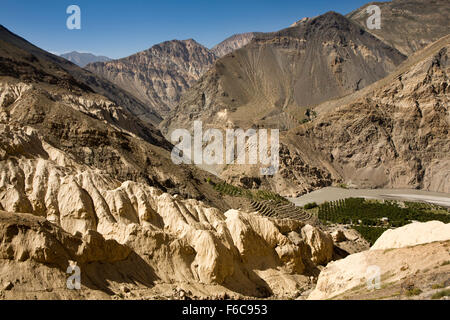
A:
0;0;376;59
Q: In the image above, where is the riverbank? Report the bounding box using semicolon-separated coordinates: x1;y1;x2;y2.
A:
289;187;450;208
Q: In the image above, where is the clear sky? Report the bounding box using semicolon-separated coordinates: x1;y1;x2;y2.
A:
0;0;376;59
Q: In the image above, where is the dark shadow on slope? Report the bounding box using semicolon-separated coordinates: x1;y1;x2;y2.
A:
80;252;160;295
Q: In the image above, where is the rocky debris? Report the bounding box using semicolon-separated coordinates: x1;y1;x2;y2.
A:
173;287;192;300
331;230;347;243
120;285;130;294
300;225;334;266
325;226;370;255
86;39;217;118
3;281;14;291
371;221;450;250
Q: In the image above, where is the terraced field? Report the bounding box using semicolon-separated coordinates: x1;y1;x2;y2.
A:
250;200;314;222
209;181;313;222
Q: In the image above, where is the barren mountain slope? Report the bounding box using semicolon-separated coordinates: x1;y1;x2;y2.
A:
348;0;450;56
0;25;161;126
162;12;406;135
211;32;259;57
86;40;217;118
284;35;450;194
219;35;450;197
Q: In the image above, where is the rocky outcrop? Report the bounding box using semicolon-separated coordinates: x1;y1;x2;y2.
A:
211;32;258;57
0;123;333;288
0;210;130;268
300;225;334;266
290;17;313;28
308;222;450;300
86;40;217;118
0;111;334;297
331;230;347;243
0;178;335;298
371;221;450;250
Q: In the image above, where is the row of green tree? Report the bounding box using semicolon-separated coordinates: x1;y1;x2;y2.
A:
318;198;450;244
318;198;450;226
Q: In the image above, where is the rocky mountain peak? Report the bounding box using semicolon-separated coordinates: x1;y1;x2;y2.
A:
85;39;217;118
257;11;370;43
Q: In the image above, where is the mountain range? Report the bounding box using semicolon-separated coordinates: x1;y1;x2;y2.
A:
162;12;407;135
60;51;111;67
0;0;449;300
85;39;217;117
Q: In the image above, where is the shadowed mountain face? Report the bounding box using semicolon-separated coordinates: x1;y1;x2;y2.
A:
348;0;450;56
60;51;111;67
211;32;259;57
162;12;406;135
85;40;217;118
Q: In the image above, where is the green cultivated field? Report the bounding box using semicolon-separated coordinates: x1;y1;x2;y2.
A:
317;198;450;245
208;180;288;203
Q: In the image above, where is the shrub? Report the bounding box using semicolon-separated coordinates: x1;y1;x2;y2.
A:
405;288;422;297
431;289;450;300
431;283;445;290
304;202;318;209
